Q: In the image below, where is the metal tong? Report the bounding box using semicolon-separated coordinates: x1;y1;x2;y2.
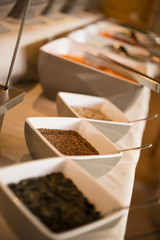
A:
84;52;160;93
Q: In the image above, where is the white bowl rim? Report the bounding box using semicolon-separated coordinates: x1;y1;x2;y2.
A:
39;37;141;87
57;91;132;126
25;117;123;161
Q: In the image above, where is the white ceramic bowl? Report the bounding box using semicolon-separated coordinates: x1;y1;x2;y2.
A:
84;21;150;56
25;117;123;178
83;22;160;78
68;28;160;79
85;20;155;48
0;157;125;240
38;37;142;111
56;92;132;142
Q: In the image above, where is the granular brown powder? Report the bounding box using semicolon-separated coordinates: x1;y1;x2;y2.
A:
72;106;112;121
38;129;99;156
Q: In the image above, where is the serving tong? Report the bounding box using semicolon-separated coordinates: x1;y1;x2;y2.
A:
84;52;160;93
0;0;31;130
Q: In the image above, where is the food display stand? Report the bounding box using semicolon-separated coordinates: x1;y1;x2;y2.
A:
0;82;150;239
0;1;159;239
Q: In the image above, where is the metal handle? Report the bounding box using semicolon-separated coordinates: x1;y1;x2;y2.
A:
98;53;160;93
0;87;25;116
109;143;152;154
84;52;160;93
120;143;152;152
5;0;31;88
131;113;158;123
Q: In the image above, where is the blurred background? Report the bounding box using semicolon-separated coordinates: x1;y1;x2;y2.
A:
97;0;160;34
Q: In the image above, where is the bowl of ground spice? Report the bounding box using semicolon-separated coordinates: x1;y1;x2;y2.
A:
56;92;132;143
25;117;122;178
0;157;125;240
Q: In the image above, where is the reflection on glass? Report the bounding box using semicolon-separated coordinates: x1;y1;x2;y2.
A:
61;0;92;15
0;0;16;33
42;0;68;18
9;0;48;23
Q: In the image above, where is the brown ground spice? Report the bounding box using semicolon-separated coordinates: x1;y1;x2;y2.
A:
38;129;99;156
72;106;112;121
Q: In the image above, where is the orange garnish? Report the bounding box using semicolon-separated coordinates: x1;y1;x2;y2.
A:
60;55;137;83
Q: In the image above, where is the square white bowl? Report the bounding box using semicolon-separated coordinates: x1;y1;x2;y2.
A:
38;37;142;111
25;117;123;178
0;157;125;240
56;91;132;142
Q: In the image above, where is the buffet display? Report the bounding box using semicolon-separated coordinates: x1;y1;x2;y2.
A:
0;1;160;239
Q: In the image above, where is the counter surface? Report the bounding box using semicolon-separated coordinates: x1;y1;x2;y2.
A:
0;82;150;239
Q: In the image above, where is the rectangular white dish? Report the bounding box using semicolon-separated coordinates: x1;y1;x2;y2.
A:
85;20;155;49
25;117;123;178
56;92;132;142
38;37;142;111
68;28;160;79
0;157;125;240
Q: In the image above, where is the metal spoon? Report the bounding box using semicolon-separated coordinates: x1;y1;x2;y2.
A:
120;143;152;152
109;143;152;155
100;195;160;218
131;113;158;123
